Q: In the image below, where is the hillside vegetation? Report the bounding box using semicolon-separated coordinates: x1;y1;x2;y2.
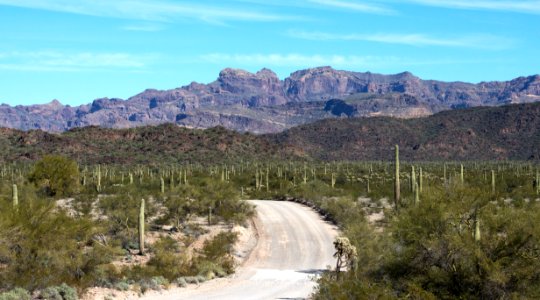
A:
1;102;540;164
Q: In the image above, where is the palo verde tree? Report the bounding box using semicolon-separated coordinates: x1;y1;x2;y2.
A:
28;155;80;197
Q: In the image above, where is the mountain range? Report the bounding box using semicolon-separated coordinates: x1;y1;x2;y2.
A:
2;66;540;133
2;102;540;163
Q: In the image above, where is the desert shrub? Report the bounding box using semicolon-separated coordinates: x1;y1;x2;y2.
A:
196;231;238;274
0;200;118;291
137;276;168;293
174;277;187;287
196;261;226;280
39;283;78;300
314;185;540;299
28;155;80;197
183;276;200;284
113;281;130;291
145;237;189;280
0;287;31;300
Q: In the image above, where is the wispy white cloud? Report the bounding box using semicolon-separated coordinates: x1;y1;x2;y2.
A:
399;0;540;14
307;0;395;14
200;53;396;68
0;0;296;24
0;51;155;72
121;23;165;32
200;53;504;69
289;30;513;49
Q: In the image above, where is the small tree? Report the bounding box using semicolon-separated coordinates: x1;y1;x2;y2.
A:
333;236;357;278
29;155;79;197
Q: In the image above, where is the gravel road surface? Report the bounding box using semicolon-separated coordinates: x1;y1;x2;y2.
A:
141;200;338;300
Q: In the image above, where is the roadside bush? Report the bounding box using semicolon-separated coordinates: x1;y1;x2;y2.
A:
145;237;189;280
174;277;187;287
39;283;78;300
0;288;31;300
0;200;118;291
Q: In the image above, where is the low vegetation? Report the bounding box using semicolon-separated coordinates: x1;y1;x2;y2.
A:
1;138;540;299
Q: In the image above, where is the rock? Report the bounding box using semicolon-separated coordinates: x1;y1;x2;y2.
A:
1;67;539;133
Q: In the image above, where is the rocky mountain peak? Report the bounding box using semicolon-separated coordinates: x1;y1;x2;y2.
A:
256;68;279;79
288;66;339;80
218;68;254;79
49;99;62;106
1;67;540;133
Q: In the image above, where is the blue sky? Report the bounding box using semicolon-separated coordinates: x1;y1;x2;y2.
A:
0;0;539;106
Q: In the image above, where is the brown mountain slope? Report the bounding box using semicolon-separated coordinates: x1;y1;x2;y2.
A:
0;102;539;164
272;102;540;161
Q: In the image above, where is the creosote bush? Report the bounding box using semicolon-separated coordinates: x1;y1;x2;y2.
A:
28;155;80;197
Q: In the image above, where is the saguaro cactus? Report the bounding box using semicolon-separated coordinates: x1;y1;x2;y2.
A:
411;166;416;192
414;182;419;205
139;199;145;255
474;213;481;242
96;165;102;193
443;163;447;185
419;167;423;193
460;164;464;185
491;170;496;194
12;184;18;207
160;177;165;194
331;172;336;189
255;169;260;190
394;145;400;210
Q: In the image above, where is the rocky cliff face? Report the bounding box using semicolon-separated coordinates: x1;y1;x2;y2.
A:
2;67;540;133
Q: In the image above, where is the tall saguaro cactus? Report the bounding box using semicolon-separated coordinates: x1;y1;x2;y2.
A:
460;164;464;185
96;165;102;193
414;182;419;205
419;167;423;193
491;170;496;194
474;213;481;242
160;177;165;194
12;184;18;207
394;145;400;210
443;163;447;185
411;166;416;192
139;199;145;255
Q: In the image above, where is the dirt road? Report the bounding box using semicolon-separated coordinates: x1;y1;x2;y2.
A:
141;200;338;300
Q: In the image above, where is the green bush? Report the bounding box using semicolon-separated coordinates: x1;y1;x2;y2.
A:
314;185;540;299
0;200;117;291
174;277;187;287
0;288;31;300
28;155;80;197
145;237;189;280
39;283;78;300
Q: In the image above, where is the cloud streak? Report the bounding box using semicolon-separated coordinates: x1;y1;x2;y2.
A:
200;53;397;68
0;51;155;72
121;23;165;32
400;0;540;14
0;0;295;24
289;30;513;49
199;53;490;69
307;0;395;14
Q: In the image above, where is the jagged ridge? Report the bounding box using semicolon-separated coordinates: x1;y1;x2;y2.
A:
1;67;539;133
